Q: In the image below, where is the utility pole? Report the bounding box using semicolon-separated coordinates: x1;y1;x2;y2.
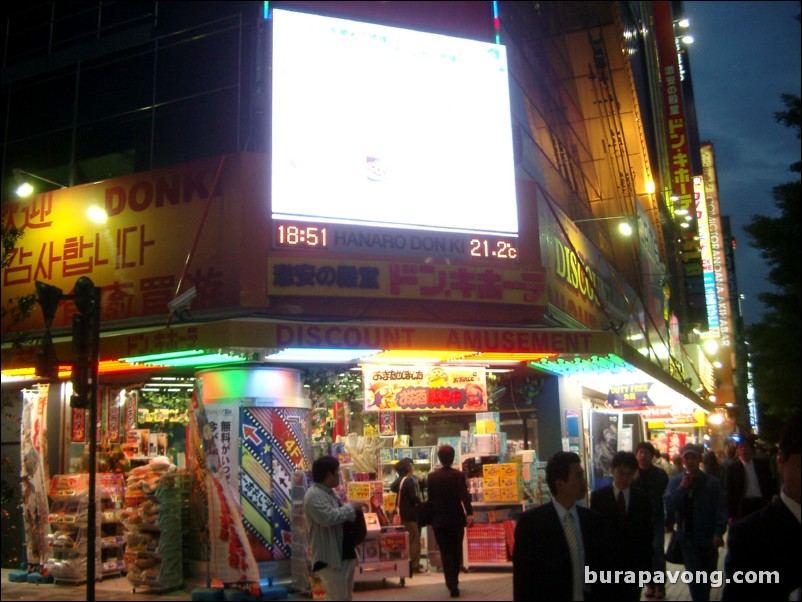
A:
36;276;101;602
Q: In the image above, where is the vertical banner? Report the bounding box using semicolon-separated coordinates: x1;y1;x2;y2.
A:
665;431;687;460
21;385;50;564
331;401;347;441
240;407;312;562
379;411;396;436
72;408;87;443
107;389;122;443
204;406;240;488
590;411;621;479
653;0;707;329
188;390;260;589
96;387;104;444
124;389;138;434
565;410;580;454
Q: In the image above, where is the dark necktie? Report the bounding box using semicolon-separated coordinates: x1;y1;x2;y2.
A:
617;489;627;523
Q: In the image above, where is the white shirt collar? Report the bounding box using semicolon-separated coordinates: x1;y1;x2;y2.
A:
553;498;579;522
781;490;801;524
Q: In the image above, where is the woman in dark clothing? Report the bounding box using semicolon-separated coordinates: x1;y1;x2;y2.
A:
426;445;473;598
702;450;723;481
389;457;423;576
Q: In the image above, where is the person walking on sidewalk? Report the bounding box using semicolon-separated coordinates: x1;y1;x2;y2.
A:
592;451;653;601
427;445;473;598
724;435;776;524
303;456;365;601
632;441;670;600
664;444;726;601
389;457;424;577
513;451;608;601
722;414;801;600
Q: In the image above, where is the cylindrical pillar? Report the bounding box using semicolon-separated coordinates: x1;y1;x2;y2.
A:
196;365;311;564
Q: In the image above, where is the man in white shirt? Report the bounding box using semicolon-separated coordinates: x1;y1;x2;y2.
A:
722;414;800;600
513;451;608;601
724;435;776;523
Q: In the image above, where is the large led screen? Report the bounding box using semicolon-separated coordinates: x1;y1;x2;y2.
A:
271;8;518;237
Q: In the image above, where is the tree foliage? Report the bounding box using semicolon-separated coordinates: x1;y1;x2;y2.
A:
744;93;802;440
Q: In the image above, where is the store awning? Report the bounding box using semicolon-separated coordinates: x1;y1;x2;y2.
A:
2;318;710;414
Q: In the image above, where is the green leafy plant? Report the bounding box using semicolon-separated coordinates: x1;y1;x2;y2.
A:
302;367;364;444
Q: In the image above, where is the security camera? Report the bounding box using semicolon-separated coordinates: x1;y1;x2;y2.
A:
168;286;197;313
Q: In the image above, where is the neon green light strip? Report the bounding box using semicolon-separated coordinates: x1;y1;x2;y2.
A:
121;349;205;363
528;353;631;376
154;354;248;368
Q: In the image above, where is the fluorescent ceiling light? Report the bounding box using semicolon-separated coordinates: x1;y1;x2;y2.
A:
265;348;382;362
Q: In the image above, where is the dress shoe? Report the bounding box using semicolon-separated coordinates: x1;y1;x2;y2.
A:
450;587;460;597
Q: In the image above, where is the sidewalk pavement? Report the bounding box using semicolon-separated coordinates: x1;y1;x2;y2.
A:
1;531;726;601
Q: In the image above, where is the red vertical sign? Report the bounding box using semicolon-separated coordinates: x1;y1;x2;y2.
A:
72;408;86;442
653;0;707;330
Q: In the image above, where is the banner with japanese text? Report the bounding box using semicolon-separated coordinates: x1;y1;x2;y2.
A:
363;365;487;412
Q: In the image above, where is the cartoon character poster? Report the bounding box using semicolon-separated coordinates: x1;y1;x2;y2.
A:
363;365;487;412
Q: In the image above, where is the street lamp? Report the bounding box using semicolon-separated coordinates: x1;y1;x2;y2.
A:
12;168;66;197
573;214;637;237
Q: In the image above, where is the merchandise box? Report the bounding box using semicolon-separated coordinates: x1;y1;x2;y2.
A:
498;463;518;476
483;487;501;502
500;487;519;502
499;476;517;489
362;539;381;563
380;532;408;561
482;464;501;478
364;513;382;534
483;476;499;488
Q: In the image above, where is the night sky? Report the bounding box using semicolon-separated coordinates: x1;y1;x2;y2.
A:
683;1;801;325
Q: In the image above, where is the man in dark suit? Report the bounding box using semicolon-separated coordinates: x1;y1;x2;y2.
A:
591;451;653;600
513;451;608;601
724;434;776;523
722;414;801;600
632;441;669;600
426;445;473;598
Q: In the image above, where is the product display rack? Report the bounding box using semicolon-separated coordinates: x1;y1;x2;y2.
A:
289;470;313;596
379;445;436;487
123;471;183;593
355;526;409;586
463;501;528;569
46;473;126;584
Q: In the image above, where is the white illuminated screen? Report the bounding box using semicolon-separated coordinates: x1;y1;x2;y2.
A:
271;9;518;236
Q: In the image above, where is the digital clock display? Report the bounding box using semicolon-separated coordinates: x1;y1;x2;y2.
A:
273;221;518;262
276;224;329;248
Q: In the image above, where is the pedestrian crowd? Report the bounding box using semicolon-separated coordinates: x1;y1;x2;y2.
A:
303;414;800;601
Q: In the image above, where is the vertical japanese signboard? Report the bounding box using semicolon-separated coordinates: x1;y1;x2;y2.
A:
653;1;707;332
700;144;736;405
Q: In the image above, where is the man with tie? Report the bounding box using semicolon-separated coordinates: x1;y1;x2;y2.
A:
591;451;653;600
513;451;608;601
